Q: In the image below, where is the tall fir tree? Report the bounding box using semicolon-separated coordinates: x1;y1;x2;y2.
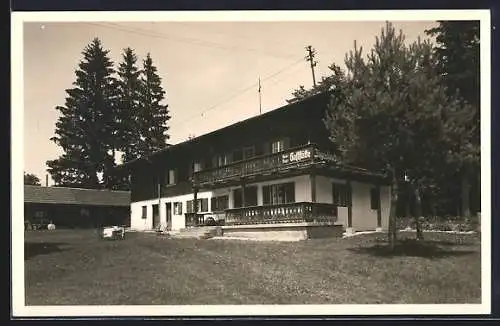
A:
136;53;171;157
47;38;118;188
105;47;144;191
425;21;480;218
116;47;142;163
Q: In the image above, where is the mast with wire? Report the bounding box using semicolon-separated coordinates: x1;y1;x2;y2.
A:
305;45;318;87
258;77;262;114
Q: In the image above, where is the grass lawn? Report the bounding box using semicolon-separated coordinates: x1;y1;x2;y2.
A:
24;229;481;305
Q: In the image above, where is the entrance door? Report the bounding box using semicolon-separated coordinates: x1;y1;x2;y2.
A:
165;202;172;230
152;204;160;229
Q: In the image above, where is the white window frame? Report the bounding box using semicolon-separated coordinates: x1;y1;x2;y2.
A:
168;169;176;185
271;139;284;153
193;161;203;173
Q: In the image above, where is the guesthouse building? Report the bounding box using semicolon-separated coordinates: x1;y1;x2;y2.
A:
117;92;391;237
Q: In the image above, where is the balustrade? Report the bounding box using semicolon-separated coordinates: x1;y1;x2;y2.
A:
224;202;338;226
194;143;335;186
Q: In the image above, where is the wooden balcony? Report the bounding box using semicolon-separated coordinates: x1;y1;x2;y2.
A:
193;143;337;187
224;202;338;226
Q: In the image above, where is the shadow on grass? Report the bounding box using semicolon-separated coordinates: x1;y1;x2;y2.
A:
349;239;477;259
25;242;68;260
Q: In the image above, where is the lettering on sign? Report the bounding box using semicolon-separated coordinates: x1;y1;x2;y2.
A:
282;149;312;164
315;151;337;163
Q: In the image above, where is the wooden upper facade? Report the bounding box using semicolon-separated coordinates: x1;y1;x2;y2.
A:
119;92;388;203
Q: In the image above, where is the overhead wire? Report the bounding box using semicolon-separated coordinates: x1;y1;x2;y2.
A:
83;21;309;136
171;22;304;56
85;22;299;61
173;57;305;129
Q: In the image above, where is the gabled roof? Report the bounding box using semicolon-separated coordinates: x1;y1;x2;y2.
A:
24;185;130;207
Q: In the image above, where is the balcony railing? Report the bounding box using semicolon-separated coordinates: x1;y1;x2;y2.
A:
193;143;337;186
224;202;338;226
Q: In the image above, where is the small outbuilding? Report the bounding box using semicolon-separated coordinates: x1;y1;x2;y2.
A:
24;185;130;229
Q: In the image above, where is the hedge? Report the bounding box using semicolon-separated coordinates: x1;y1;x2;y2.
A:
396;214;480;232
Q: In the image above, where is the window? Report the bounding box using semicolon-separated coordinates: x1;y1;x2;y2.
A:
245;186;258;206
186;199;208;212
233;189;242;208
233;149;243;162
168;169;176;185
213;153;232;167
193;161;203;173
262;182;295;205
370;187;380;210
271;138;290;153
223;153;232;165
141;206;147;219
332;183;351;207
211;195;229;212
233;186;258;208
271;140;284;153
200;198;209;212
186;200;194;214
243;146;255;159
173;202;183;215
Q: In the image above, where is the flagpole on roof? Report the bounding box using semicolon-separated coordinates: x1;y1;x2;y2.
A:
258;77;262;115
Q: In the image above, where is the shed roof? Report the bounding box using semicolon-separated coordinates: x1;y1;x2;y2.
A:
24;185;130;207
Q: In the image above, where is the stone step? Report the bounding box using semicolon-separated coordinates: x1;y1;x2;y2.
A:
172;226;223;239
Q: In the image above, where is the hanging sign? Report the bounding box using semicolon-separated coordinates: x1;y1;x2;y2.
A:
282;149;312;164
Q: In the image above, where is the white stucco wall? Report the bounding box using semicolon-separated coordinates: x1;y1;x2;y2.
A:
315;176;391;232
131;191;214;231
380;184;391;230
351;181;378;231
130;174;390;232
130;175;311;231
315;176;347;203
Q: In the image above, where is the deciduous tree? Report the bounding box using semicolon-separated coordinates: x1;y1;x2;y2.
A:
24;172;41;186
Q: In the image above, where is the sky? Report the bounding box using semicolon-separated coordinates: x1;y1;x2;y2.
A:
23;18;438;185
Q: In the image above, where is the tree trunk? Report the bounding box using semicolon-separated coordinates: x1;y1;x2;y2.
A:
461;168;471;219
413;185;424;241
429;190;437;217
388;167;398;251
405;186;411;218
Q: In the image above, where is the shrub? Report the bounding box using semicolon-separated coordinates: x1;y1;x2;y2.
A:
396;215;477;232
